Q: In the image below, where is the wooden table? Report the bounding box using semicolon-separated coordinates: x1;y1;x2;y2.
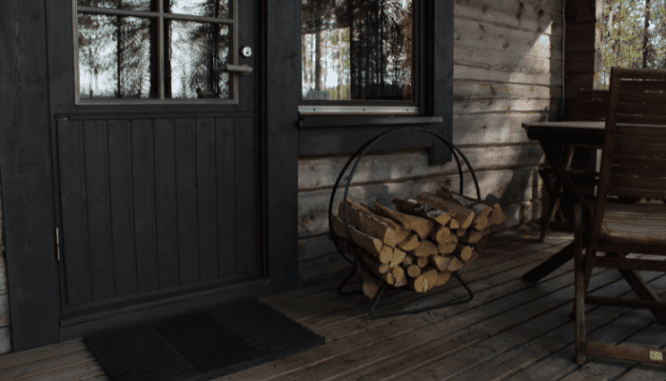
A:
521;121;604;283
521;121;666;324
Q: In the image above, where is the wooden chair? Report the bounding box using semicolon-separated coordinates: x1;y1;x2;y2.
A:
538;89;609;241
574;67;666;365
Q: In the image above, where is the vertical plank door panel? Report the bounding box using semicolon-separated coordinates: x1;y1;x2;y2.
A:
216;118;237;278
131;119;159;293
154;119;180;288
107;120;138;297
196;118;218;280
57;120;92;305
175;118;200;285
235;117;258;275
83;120;115;302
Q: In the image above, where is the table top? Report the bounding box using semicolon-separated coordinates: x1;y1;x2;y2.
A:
522;120;605;144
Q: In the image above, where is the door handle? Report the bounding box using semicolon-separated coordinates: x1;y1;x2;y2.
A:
215;64;253;75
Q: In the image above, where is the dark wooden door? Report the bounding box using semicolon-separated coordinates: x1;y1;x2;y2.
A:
55;2;259;315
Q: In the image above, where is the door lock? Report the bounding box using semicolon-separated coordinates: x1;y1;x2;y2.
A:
241;46;253;58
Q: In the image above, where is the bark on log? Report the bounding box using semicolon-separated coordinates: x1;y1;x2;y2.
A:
417;193;475;230
338;199;410;246
331;217;384;257
397;233;420;252
391;198;452;226
370;202;435;240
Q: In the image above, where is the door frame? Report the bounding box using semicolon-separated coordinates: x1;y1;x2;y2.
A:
2;0;300;351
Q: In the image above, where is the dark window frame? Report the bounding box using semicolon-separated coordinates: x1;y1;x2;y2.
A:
73;0;240;105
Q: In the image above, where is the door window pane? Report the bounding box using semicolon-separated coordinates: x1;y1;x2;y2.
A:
168;22;231;99
78;14;156;99
170;0;230;18
301;0;414;101
78;0;153;12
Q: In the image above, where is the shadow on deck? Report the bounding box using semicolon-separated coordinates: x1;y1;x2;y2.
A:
2;228;666;381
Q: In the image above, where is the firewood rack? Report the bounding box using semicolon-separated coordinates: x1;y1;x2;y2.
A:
328;126;482;319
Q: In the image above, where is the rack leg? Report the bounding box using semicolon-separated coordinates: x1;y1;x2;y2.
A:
337;266;363;296
368;272;474;319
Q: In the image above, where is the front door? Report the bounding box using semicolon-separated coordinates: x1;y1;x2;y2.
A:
55;0;260;328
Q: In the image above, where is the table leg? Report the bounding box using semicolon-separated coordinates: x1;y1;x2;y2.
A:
522;242;575;283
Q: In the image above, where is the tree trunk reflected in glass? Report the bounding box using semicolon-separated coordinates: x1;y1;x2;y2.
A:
301;0;413;101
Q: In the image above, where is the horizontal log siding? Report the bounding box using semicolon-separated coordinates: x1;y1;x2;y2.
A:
0;185;9;354
296;0;563;283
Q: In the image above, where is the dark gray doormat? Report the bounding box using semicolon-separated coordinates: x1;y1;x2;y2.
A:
84;298;326;381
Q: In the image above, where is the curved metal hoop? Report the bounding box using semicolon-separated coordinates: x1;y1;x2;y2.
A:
328;126;482;267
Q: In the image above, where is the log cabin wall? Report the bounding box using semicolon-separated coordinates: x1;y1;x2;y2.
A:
297;0;564;283
0;185;9;354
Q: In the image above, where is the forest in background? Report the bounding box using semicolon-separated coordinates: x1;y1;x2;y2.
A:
598;0;666;87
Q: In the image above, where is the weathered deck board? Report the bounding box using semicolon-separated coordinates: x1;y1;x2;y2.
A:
2;231;665;381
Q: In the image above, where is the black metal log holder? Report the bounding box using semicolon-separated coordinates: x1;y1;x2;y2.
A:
327;126;483;319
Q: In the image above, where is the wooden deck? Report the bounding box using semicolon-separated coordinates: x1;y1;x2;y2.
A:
2;229;666;381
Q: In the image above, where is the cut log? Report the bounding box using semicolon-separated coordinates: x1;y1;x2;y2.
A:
474;231;491;252
392;198;453;226
429;225;452;244
430;254;453;272
473;215;489;231
459;229;485;245
416;257;429;268
464;250;479;264
456;228;466;237
410;240;438;258
360;270;382;299
397;233;420;252
394;276;408;287
417;193;475;230
438;242;457;255
391;248;407;268
370;202;436;240
331;217;384;257
448;218;460;230
409;275;428;293
435;271;452;287
446;257;465;272
406;264;422;278
379;245;393;265
401;255;414;267
453;245;474;263
422;267;439;292
490;204;508;226
392;266;405;284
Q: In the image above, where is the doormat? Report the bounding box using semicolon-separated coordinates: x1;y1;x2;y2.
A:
84;298;326;381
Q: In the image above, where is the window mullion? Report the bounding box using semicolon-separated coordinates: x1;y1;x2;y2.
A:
158;1;165;100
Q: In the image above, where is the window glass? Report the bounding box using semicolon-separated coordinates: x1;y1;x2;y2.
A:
78;0;153;12
301;0;414;101
78;14;156;99
170;0;230;19
168;22;231;99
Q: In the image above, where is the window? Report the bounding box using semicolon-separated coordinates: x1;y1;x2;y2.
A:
300;0;416;114
597;0;666;88
75;0;236;103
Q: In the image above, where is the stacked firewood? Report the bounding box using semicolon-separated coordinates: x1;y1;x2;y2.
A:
330;186;507;299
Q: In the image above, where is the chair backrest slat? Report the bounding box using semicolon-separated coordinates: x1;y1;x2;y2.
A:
598;67;666;202
572;89;610;121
